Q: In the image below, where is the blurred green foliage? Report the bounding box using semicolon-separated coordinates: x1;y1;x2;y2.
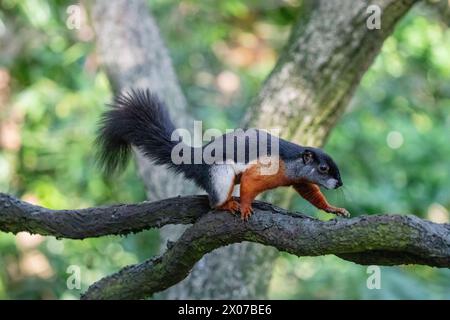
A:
0;0;449;299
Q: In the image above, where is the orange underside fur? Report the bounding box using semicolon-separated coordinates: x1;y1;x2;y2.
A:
217;159;349;220
216;159;292;220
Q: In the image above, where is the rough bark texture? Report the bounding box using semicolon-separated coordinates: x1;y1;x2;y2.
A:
85;0;420;299
0;193;207;238
82;210;450;300
0;192;448;300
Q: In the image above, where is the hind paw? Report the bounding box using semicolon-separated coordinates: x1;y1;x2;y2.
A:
216;199;240;214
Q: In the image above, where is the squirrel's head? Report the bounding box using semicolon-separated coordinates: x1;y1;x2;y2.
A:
285;148;343;189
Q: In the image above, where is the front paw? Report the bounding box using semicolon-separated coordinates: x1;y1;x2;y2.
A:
326;207;350;218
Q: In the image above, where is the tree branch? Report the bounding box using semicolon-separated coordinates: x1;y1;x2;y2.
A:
81;208;450;299
0;192;448;299
0;193;208;239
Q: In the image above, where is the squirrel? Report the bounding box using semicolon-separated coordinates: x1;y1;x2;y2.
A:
96;89;350;220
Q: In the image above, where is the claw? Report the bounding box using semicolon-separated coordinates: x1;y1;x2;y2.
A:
338;208;350;218
240;205;253;221
327;207;350;218
217;199;240;215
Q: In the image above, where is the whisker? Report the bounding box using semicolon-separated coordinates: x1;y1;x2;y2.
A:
338;188;346;203
340;186;354;204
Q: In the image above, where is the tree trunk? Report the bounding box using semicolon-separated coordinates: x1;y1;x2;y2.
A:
88;0;195;196
87;0;197;261
88;0;418;299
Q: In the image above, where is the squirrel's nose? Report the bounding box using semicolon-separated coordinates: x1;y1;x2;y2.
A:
336;180;343;188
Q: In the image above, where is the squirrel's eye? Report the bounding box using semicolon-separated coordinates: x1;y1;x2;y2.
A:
318;164;329;173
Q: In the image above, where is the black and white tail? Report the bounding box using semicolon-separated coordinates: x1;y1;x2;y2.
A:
96;89;203;183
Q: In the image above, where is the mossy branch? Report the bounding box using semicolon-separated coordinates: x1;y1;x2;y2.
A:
0;193;449;299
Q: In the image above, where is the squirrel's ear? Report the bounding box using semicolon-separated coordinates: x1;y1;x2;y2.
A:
302;150;314;165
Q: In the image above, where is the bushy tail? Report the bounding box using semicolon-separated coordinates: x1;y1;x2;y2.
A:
95;89;179;175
